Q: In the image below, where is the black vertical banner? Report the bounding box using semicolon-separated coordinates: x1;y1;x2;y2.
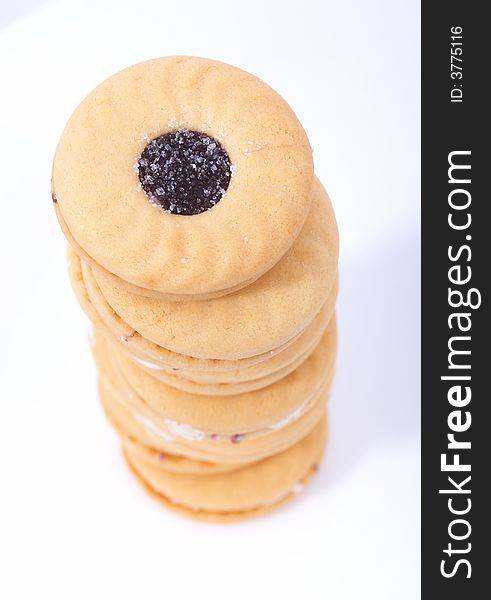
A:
422;2;490;598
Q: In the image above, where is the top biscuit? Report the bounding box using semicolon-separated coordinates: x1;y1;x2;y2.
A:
52;56;314;299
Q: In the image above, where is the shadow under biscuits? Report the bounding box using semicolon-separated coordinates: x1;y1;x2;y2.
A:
303;229;420;493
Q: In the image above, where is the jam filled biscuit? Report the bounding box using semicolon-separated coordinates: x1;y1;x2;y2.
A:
81;178;338;361
53;56;314;300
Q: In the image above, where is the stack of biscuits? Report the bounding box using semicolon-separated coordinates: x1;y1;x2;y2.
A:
52;57;339;521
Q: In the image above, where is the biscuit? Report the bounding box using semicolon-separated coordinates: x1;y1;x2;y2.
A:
122;416;326;522
82;177;338;360
128;308;335;392
96;345;331;465
103;412;239;476
95;325;335;439
108;315;336;395
68;247;338;377
52;56;314;300
127;324;329;395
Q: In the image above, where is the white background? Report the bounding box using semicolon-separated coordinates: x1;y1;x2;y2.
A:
0;1;420;598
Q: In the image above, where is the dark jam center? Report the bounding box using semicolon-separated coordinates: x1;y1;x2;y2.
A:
138;129;231;215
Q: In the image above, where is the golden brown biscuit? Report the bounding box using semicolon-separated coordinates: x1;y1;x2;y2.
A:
129;313;333;392
95;325;335;439
123;416;326;521
68;246;338;378
53;56;314;300
128;325;328;395
97;362;330;465
82;177;338;360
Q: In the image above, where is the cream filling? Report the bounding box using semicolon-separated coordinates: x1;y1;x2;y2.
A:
133;413;175;443
131;351;275;374
164;419;207;442
123;327;305;374
133;356;171;371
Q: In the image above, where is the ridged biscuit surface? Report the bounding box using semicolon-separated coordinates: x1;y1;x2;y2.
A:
53;56;314;298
